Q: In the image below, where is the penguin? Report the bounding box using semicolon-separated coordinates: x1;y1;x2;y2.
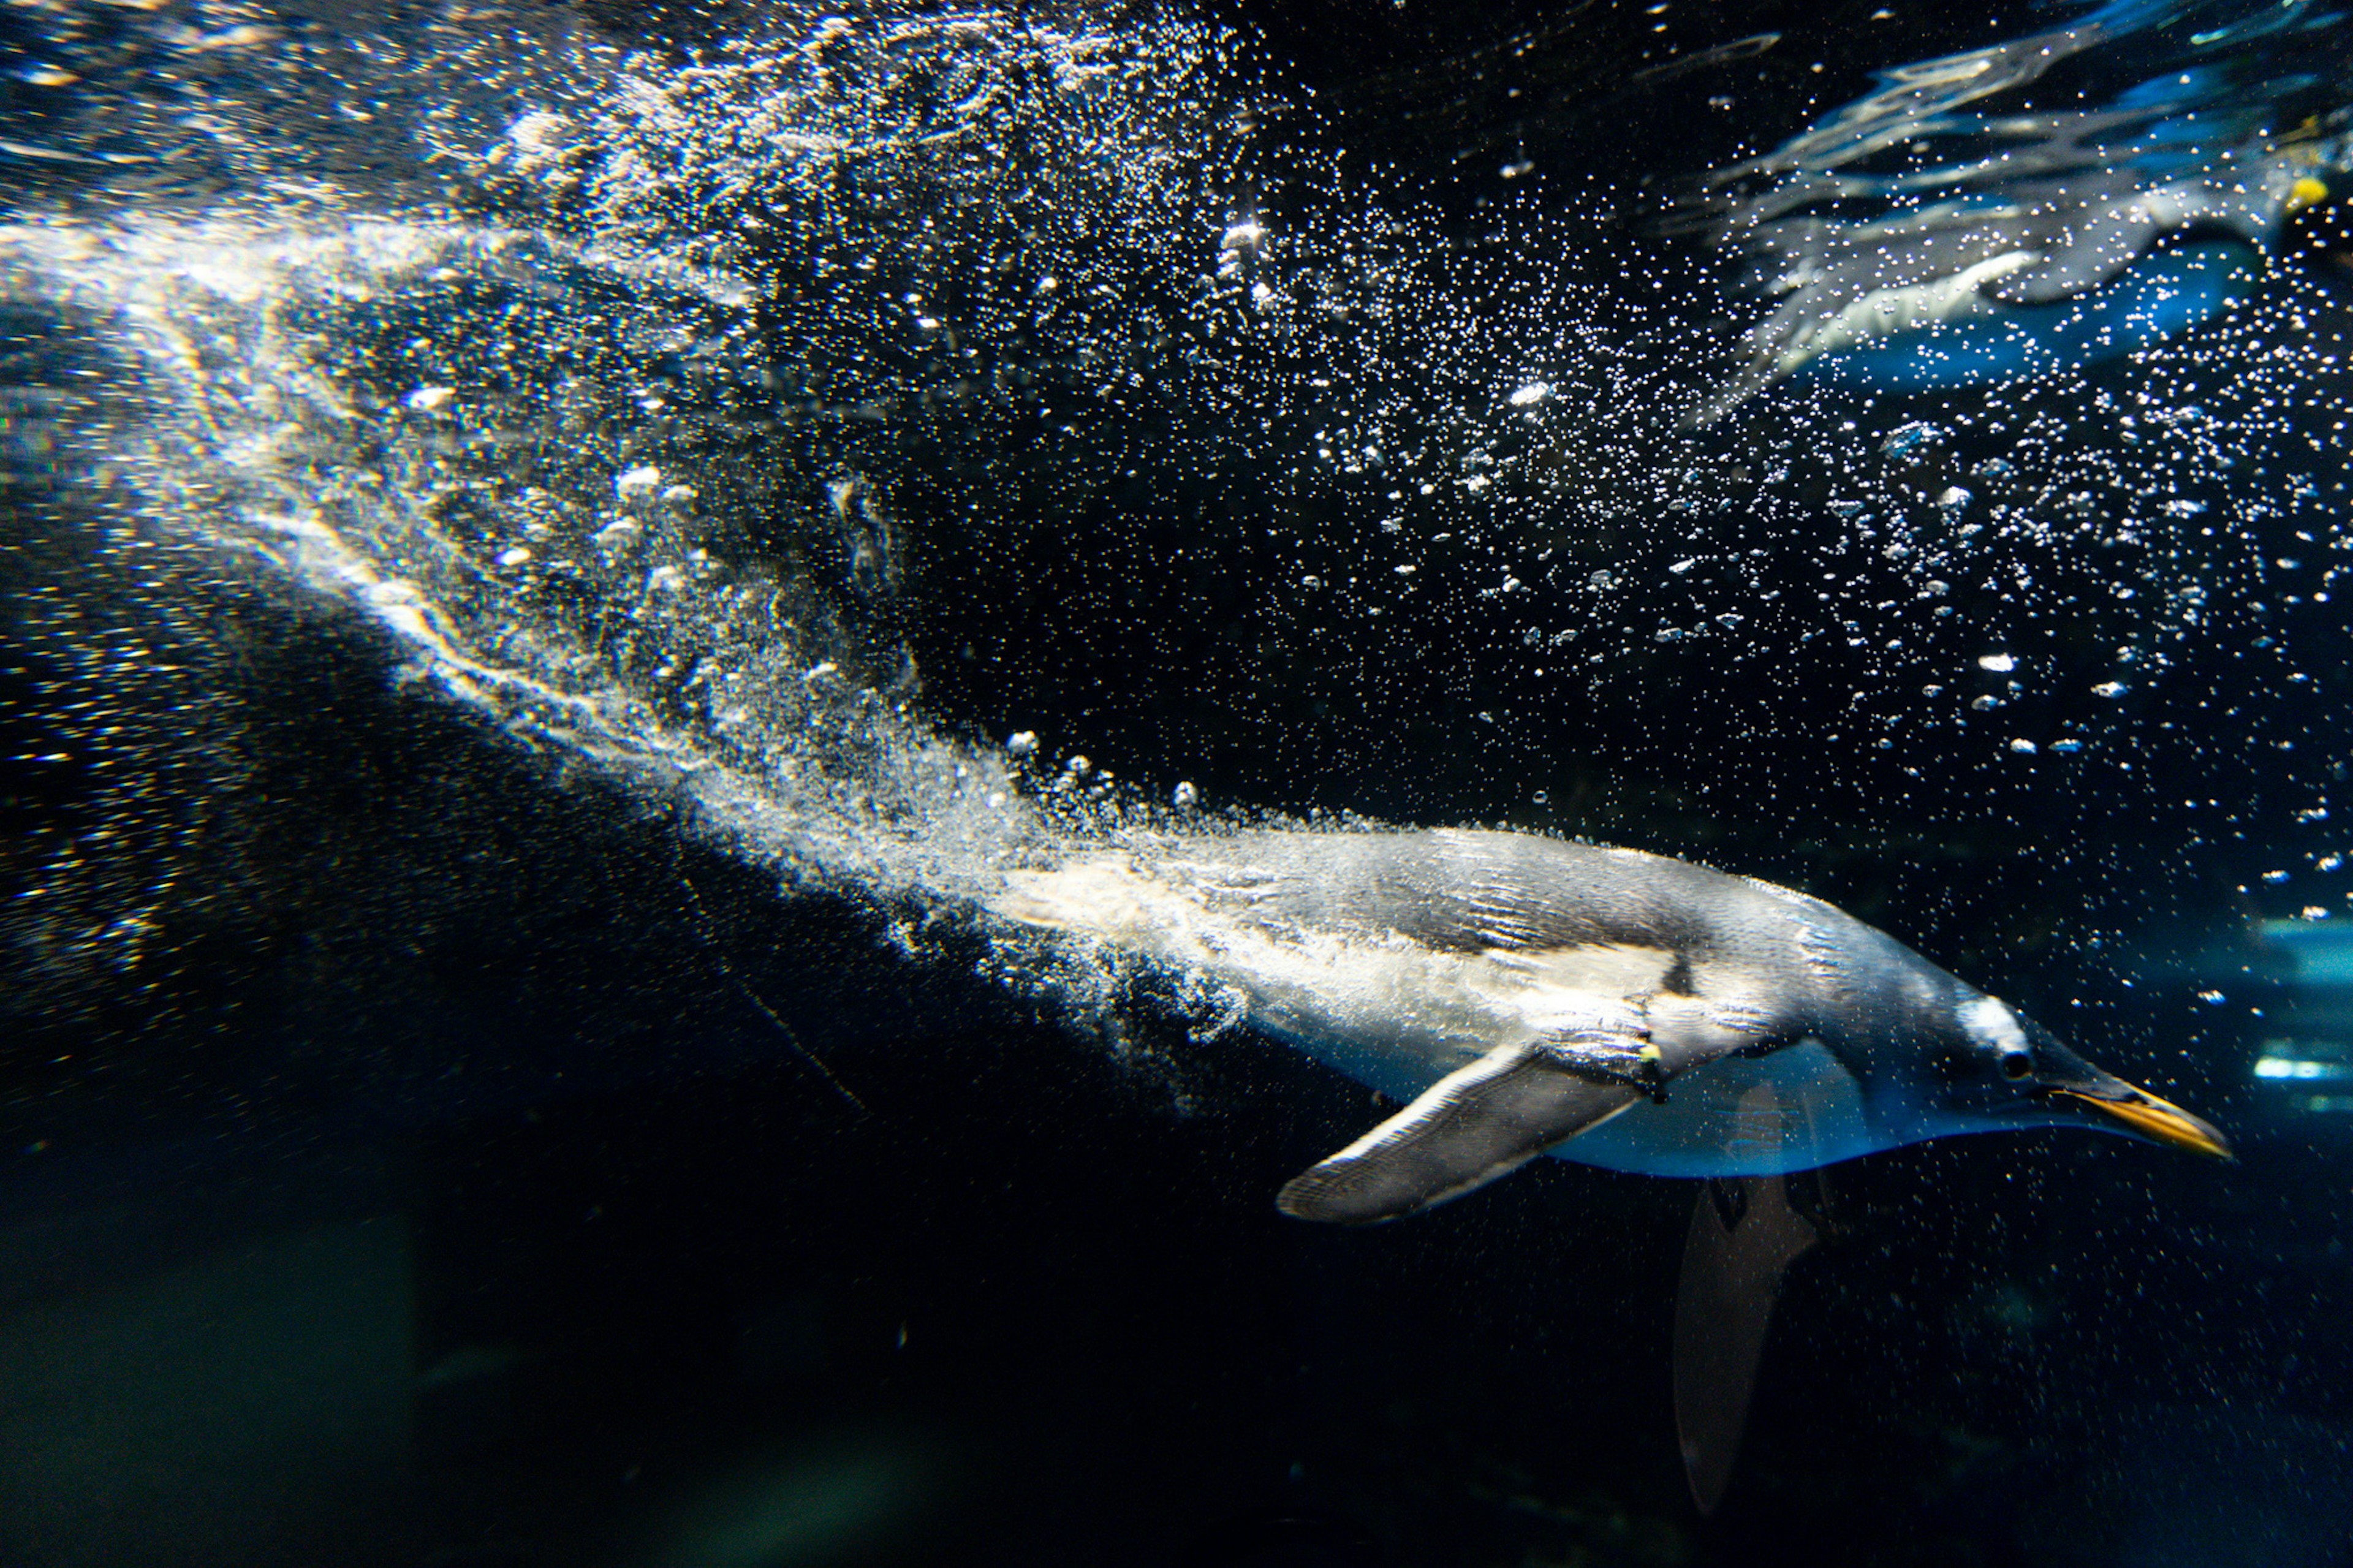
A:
1691;173;2310;423
1770;234;2263;397
993;828;2229;1225
1682;0;2353;422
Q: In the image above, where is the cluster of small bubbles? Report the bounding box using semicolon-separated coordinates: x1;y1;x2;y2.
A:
0;0;596;215
8;0;2353;1064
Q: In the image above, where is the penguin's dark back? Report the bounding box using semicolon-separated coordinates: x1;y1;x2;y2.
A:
1196;828;1797;963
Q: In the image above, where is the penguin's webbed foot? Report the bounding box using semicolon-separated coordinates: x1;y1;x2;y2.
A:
1534;1029;1672;1104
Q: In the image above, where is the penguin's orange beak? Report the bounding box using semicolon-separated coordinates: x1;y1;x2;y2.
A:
2053;1085;2233;1159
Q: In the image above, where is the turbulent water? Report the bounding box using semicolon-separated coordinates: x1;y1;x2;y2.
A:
8;0;2353;1072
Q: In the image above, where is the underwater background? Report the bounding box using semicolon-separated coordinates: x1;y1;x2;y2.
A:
5;0;2353;1562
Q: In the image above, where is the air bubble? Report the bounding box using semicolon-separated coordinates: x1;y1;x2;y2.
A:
1881;422;1943;462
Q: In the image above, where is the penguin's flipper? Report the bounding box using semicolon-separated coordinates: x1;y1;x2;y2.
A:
1276;1039;1644;1225
1531;1023;1672;1102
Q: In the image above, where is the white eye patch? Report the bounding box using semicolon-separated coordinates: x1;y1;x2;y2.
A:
1960;994;2028;1057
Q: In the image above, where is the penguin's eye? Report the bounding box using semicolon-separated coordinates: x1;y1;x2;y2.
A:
1998;1047;2034;1081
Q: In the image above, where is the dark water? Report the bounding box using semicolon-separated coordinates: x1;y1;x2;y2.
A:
6;1;2353;1562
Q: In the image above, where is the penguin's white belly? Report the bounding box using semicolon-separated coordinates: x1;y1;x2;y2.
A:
1564;1040;1881;1176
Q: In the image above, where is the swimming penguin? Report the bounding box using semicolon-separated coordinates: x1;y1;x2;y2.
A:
994;828;2229;1224
1689;158;2336;422
1684;0;2353;422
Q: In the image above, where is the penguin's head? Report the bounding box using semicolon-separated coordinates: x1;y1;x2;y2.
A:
2282;170;2353;290
1909;992;2234;1159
